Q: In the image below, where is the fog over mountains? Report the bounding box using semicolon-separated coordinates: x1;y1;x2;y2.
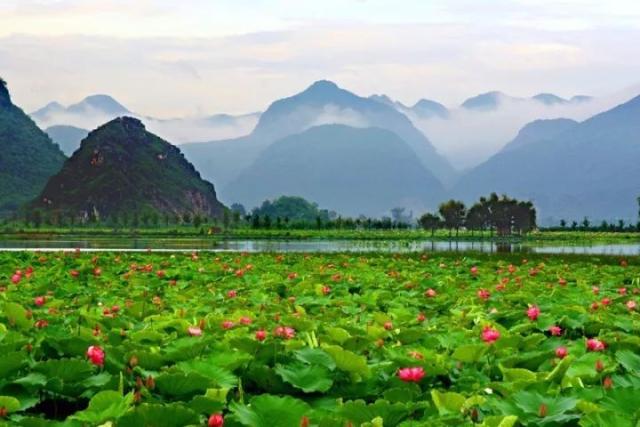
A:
25;79;640;222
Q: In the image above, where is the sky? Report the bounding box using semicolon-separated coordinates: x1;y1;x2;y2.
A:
1;0;640;117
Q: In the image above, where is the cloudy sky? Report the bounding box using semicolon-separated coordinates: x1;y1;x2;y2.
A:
2;0;640;117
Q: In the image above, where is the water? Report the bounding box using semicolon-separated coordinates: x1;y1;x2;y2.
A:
0;238;639;255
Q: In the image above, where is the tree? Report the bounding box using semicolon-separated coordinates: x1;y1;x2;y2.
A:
438;200;466;237
419;213;441;237
559;219;566;229
581;217;590;230
465;201;490;237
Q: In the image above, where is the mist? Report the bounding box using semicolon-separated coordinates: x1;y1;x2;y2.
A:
409;90;640;170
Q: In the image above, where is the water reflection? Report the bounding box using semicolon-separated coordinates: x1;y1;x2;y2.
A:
0;238;638;255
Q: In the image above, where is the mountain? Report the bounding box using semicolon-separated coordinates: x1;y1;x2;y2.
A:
501;118;578;152
223;125;445;216
409;99;450;119
33;117;225;219
532;93;568;106
181;80;456;192
461;91;513;111
0;78;66;216
453;95;640;222
31;94;130;126
67;94;130;116
30;95;259;144
370;95;449;119
46;125;89;155
571;95;593;103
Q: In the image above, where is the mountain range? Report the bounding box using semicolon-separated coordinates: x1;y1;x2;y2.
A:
4;76;638;222
454;95;640;222
181;80;456;199
31;95;259;148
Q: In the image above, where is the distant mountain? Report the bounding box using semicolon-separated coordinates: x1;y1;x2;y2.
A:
67;94;130;116
501;118;578;152
33;117;225;219
409;99;450;119
224;125;445;216
369;94;449;119
532;93;568;106
30;95;259;144
45;125;89;155
0;78;66;216
31;94;130;125
571;95;594;103
182;80;456;192
461;91;514;111
453;95;640;222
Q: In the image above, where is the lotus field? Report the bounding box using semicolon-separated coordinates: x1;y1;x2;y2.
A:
1;251;640;426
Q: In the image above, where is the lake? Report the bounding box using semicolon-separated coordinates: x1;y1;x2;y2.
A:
0;238;639;255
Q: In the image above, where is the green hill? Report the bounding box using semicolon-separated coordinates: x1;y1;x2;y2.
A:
33;116;225;221
0;78;66;216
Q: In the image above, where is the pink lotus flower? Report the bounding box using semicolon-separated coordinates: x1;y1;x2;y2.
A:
470;266;479;276
208;413;224;427
255;329;267;341
187;326;202;336
619;287;627;296
425;288;437;298
397;366;425;382
417;312;426;322
549;325;562;336
592;286;600;295
383;321;393;330
482;326;500;344
595;359;604;372
527;305;540;321
555;346;568;359
239;316;252;325
477;289;490;301
227;290;237;298
586;338;606;352
111;305;120;313
601;297;611;306
221;320;234;330
322;286;331;295
627;300;637;311
34;296;45;306
558;278;567;286
274;326;295;339
86;345;105;366
11;274;21;284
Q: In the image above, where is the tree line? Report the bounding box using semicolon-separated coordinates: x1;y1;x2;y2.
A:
419;193;537;237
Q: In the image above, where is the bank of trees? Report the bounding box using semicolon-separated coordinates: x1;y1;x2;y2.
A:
420;193;537;237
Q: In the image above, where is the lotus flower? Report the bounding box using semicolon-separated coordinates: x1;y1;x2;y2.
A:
397;367;425;382
11;274;21;284
221;320;234;330
527;305;540;321
626;300;637;311
208;413;224;427
425;288;437;298
586;338;606;352
86;345;105;366
227;290;237;298
470;266;479;276
555;346;568;359
255;329;267;341
477;289;490;301
34;296;45;306
274;326;295;339
549;325;562;336
188;326;202;336
482;326;500;344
